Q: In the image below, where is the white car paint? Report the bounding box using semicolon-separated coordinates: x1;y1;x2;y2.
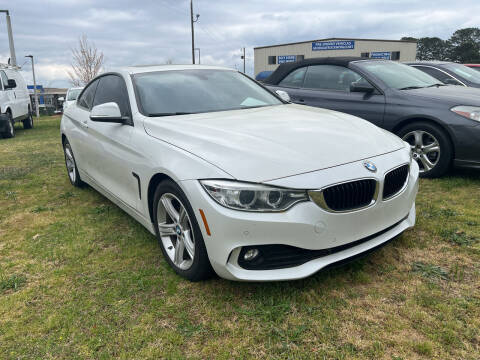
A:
60;65;418;281
0;65;30;120
63;87;83;110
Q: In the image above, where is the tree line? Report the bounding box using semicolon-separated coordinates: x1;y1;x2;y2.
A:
402;28;480;63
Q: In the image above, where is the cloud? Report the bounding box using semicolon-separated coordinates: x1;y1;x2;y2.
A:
0;0;479;86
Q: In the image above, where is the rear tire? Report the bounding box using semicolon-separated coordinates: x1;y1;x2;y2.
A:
63;139;85;187
23;109;34;129
153;179;213;281
2;112;15;139
398;121;452;178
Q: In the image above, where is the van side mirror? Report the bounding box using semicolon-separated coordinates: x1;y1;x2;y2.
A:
90;102;126;123
5;79;16;89
350;82;375;93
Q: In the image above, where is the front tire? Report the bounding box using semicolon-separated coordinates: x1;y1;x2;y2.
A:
153;180;213;281
23;109;34;129
63;139;84;187
398;121;452;178
2;112;15;139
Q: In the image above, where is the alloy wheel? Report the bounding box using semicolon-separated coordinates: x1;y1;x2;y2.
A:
64;144;76;183
402;130;441;173
157;193;195;270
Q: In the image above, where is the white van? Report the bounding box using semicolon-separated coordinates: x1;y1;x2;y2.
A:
0;64;33;138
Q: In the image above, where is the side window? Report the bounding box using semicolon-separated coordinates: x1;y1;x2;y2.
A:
303;65;365;92
0;71;8;90
77;79;99;110
296;55;305;61
391;51;401;61
92;75;130;117
413;66;451;83
268;56;276;65
279;67;307;88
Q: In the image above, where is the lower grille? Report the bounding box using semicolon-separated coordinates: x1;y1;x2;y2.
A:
311;179;377;212
237;215;407;270
383;164;409;199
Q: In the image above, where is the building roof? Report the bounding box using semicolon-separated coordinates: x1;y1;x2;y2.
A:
254;37;417;50
263;56;371;85
42;88;68;95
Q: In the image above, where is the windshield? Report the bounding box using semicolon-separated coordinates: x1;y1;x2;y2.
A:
443;63;480;84
133;69;282;116
67;89;82;101
355;60;441;90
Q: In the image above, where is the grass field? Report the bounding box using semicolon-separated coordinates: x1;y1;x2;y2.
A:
1;115;479;359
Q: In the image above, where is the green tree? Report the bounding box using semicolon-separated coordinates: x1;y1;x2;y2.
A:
416;37;449;61
448;28;480;63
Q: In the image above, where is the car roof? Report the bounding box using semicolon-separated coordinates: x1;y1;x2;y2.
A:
405;61;453;66
120;64;234;75
263;56;376;85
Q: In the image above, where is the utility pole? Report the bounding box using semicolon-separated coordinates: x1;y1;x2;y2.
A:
0;10;17;66
190;1;199;64
25;55;39;119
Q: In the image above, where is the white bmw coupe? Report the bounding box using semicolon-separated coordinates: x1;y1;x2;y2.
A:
60;65;419;281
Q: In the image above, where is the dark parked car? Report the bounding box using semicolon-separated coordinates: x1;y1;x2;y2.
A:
264;57;480;177
406;61;480;88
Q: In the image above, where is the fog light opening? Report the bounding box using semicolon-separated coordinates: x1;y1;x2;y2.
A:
243;248;260;261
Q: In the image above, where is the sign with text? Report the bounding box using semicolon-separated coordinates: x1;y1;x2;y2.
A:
312;40;355;51
370;52;391;59
278;55;297;64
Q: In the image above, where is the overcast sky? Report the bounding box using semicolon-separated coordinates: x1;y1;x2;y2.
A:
1;0;479;88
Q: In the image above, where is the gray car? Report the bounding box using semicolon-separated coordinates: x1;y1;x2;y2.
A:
264;57;480;177
406;61;480;88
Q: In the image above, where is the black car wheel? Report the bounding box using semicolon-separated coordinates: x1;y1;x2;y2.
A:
2;112;15;139
398;121;452;178
153;179;213;281
23;109;34;129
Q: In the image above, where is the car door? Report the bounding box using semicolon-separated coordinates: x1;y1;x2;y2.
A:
273;67;308;103
66;79;100;173
1;70;16;117
293;65;386;127
85;74;140;210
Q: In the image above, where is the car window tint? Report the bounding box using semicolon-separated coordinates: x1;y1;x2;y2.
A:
77;79;99;110
279;67;307;88
0;71;8;89
303;65;364;92
93;75;130;116
413;66;451;83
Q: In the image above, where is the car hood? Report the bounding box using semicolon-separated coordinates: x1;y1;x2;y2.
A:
143;104;404;182
404;85;480;105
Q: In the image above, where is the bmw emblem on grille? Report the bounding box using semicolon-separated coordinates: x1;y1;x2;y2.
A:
364;161;377;173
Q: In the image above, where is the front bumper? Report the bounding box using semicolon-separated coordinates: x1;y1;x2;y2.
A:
182;150;419;281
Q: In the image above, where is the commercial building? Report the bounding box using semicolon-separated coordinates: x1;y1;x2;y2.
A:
28;85;67;114
254;38;417;76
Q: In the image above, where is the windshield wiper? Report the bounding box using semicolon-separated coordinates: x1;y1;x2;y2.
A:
398;86;426;90
147;112;192;117
426;83;447;88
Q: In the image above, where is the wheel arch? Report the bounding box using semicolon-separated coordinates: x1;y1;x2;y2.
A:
392;116;456;159
147;173;176;224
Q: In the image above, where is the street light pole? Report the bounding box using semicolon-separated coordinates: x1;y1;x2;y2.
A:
190;0;199;64
25;55;39;119
0;10;17;66
195;48;201;64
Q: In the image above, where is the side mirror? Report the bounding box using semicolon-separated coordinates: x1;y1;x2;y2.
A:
5;79;16;89
90;102;126;123
275;90;291;102
444;78;462;86
350;82;375;93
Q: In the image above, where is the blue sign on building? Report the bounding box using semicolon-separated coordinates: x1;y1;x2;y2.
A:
370;52;391;60
312;40;355;51
278;55;297;64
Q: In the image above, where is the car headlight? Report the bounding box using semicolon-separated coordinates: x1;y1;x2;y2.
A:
451;106;480;122
200;180;308;212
